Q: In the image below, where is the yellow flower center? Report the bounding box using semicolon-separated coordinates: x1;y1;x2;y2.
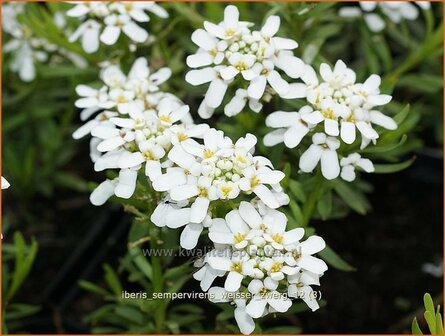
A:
321;108;335;119
271;233;283;244
159;115;171;123
116;95;127;104
261;68;270;75
225;28;236;37
250;175;261;188
177;133;189;142
203;149;214;159
209;48;218;57
231;261;243;273
236;155;246;164
198;187;208;198
259;287;269;296
233;232;246;244
270;262;283;273
143;150;154;161
220;185;233;197
235;61;249;71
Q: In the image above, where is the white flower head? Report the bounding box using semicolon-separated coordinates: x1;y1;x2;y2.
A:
67;1;168;53
340;153;374;182
186;5;304;118
151;128;287;249
339;2;430;33
264;59;397;180
299;132;340;180
2;2;86;82
195;201;327;334
74;57;209;205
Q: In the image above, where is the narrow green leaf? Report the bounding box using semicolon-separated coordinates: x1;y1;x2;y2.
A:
424;293;435;314
317;190;332;220
103;264;123;296
436;311;444;335
411;317;423;335
288;180;307;202
318;245;356;272
78;280;110;297
289;200;304;227
424;311;436;335
334;181;369;215
373;158;415;174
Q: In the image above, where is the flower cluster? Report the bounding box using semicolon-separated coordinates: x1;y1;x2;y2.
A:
67;1;168;53
339;1;430;32
264;60;396;181
186;5;305;118
150;128;289;249
73;57;207;204
2;2;86;82
194;201;327;334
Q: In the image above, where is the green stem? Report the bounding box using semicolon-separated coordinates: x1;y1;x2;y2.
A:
150;227;166;333
302;171;323;227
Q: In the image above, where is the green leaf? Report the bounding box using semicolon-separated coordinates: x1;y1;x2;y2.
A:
424;311;436;334
4;303;40;321
411;317;423;335
373;158;415;174
397;74;443;94
393;104;410;125
103;264;122;296
79;280;110;297
362;135;407;154
114;306;146;325
288;180;306;203
424;293;435;314
129;247;153;281
7;232;38;301
317;190;332;220
318;245;356;272
436;311;444;335
334;180;370;215
289;200;304;227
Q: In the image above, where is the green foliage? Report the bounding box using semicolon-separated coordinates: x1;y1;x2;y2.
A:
2;232;40;334
412;293;444;335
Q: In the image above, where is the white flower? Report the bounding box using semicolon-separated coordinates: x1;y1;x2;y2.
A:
299;133;340;180
186;5;304;118
2;176;10;190
339;2;430;33
224;89;262;117
287;270;321;312
73;57;207;203
340;153;375;182
245;278;292;318
264;106;315;148
69;19;102;53
67;2;168;53
2;3;86;81
207;288;256;335
153;128;285;217
89;168;138;205
195;201;327;335
264;59;397;180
